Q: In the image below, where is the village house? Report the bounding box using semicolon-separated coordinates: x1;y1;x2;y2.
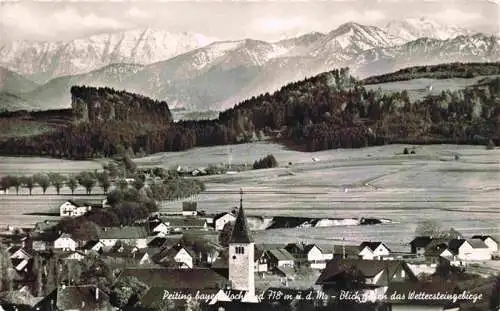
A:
359;241;391;260
59;200;94;217
214;212;237;231
182;201;198;216
54;233;78;251
254;247;268;273
448;239;491;261
471;235;498;253
315;259;418;303
152;244;196;268
100;249;156;268
161;217;208;232
284;243;329;269
409;236;433;256
8;246;35;261
149;220;170;235
304;244;327;269
98;226;148;249
265;248;295;269
29;232;77;251
82;240;104;253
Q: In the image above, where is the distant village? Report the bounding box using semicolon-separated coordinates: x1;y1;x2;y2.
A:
0;181;499;311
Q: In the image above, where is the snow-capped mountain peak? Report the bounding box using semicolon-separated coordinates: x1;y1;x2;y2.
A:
384;17;472;41
0;28;216;83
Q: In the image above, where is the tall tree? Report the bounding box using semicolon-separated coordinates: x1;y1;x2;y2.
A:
34;173;51;194
9;176;21;195
97;171;111;194
49;173;67;195
66;176;78;195
21;175;35;195
77;171;96;195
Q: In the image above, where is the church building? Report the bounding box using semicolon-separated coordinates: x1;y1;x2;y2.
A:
228;189;258;303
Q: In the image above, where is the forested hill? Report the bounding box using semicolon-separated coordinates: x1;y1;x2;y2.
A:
362;62;500;85
1;66;499;159
71;85;172;124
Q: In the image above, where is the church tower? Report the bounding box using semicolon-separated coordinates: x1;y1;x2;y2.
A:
228;189;255;298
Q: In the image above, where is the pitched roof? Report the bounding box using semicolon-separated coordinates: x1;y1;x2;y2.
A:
316;259;416;286
466;239;489;249
98;226;148;240
147;237;168;248
213;212;236;222
229;194;252;244
359;242;390;252
471;235;497;242
448;239;489;253
304;244;322;254
267;248;295;262
161;217;206;228
118;268;228;289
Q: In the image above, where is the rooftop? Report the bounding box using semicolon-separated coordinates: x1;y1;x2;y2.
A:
98;226;148;240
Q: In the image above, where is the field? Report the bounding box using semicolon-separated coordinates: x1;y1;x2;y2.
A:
136;142;500;252
364;75;497;102
1;142;499;253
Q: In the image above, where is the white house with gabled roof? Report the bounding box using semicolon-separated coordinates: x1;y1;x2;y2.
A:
359;242;391;260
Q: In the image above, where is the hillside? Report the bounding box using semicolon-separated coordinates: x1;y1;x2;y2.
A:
0;67;38;93
362;62;500;85
1;65;499;159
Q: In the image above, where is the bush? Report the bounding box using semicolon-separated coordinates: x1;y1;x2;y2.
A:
403;147;409;155
253;154;278;169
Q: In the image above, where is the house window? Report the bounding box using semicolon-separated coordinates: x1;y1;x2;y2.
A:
235;246;245;254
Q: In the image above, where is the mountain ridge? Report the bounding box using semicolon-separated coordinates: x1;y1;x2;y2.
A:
1;21;499;112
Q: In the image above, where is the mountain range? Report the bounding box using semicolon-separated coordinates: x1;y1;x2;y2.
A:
1;19;499;112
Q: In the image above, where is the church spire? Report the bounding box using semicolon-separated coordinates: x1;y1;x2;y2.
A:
230;188;253;243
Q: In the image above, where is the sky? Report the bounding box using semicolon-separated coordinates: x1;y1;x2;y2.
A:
0;0;498;43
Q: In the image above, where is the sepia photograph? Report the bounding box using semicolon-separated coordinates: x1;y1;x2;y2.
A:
0;0;499;310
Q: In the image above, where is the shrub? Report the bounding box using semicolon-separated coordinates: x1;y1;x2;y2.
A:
253;154;278;169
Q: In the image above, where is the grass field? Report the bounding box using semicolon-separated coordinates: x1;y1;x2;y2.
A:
364;75;498;102
136;142;500;252
1;142;499;252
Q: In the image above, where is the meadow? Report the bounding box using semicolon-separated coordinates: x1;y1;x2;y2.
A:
364;75;497;102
